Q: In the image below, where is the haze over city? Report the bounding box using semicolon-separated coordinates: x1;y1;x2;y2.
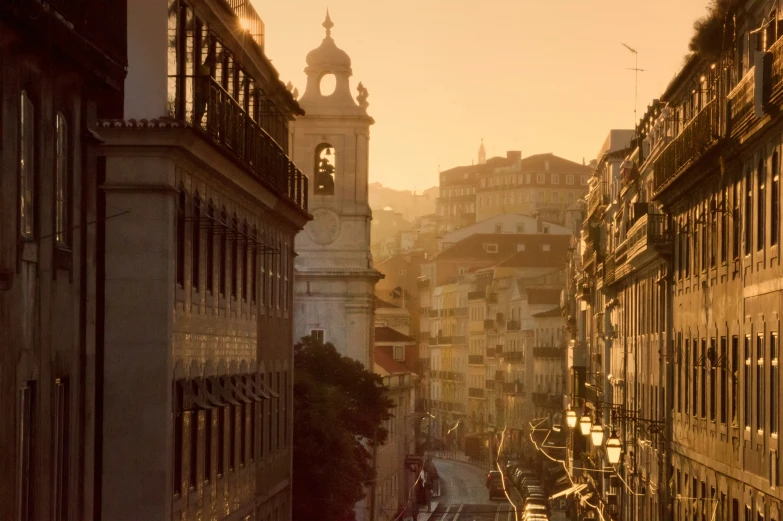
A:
259;0;710;190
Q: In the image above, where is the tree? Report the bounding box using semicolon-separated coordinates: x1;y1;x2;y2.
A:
293;336;395;521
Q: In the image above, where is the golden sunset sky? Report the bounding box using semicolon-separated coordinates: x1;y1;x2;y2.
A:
256;0;711;191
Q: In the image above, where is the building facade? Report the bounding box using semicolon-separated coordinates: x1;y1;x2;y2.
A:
0;1;126;520
98;0;309;519
475;153;592;222
292;14;382;368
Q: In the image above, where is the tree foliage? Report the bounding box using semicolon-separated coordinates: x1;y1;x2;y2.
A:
689;0;741;61
293;336;395;521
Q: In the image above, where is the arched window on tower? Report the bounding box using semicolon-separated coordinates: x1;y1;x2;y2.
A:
314;143;335;195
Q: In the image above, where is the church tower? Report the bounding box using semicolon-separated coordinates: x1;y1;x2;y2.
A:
292;13;382;367
478;138;486;164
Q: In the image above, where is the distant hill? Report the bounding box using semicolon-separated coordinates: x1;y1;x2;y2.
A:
369;182;438;222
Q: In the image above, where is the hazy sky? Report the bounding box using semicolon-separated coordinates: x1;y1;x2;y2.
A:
255;1;711;191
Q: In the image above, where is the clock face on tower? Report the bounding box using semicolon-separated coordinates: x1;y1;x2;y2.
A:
306;208;341;245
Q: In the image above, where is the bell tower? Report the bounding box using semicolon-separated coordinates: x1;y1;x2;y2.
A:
292;12;382;367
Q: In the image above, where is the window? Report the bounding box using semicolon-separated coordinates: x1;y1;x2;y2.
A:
18;382;36;521
394;345;404;360
773;152;779;246
55;112;69;247
542;244;551;251
581;175;588;185
566;174;574;185
745;335;752;429
758;157;766;250
516;223;525;233
192;194;201;291
311;329;325;342
53;378;69;521
721;189;728;263
219;208;227;296
758;334;765;432
746;168;753;255
710;338;717;421
551;174;560;184
174;383;184;494
734;181;741;259
189;408;199;487
495;223;502;233
176;188;186;287
693;339;699;415
720;337;727;424
485;243;498;253
537;173;545;184
20;90;35;238
206;202;215;294
677;334;683;413
231;215;239;299
250;227;258;304
685;339;690;414
242;221;249;301
772;332;779;435
204;405;212;481
732;336;739;425
314;144;335;195
217;402;225;475
701;339;707;418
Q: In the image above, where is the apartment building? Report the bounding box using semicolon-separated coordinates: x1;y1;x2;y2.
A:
475;153;592;222
98;0;309;519
0;2;126;519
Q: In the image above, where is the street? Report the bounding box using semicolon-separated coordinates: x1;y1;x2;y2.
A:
429;458;519;521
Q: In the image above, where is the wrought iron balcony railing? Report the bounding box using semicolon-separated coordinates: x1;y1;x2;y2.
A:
653;97;721;193
502;351;523;363
181;76;308;211
468;355;485;365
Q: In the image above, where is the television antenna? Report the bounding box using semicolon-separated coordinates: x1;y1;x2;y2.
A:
622;43;646;138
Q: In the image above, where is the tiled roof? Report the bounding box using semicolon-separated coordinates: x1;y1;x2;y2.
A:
533;306;562;318
493;237;571;268
526;288;562;305
512;153;592;174
375;326;415;344
374;348;411;375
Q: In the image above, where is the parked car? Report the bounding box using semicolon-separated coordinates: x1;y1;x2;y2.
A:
486;470;510;500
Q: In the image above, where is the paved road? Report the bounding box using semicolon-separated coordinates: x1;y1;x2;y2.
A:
430;458;520;521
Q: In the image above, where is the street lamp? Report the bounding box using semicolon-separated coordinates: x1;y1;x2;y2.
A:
605;430;622;464
590;421;604;447
566;407;577;429
579;411;592;436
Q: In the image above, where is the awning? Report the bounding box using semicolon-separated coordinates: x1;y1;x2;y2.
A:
258;376;280;398
549;483;587;500
178;379;213;411
250;377;272;399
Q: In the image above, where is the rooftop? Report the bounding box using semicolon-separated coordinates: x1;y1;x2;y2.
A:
533;306;563;318
526;288;562;305
375;326;415;344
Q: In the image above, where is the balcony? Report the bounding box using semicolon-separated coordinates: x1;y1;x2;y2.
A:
417;278;431;289
468;290;485;300
654;97;721;194
485;380;495;390
468;387;485;398
532;392;562;409
496;313;505;324
502;351;523;363
485;347;496;358
483;319;496;330
178;76;308;212
533;346;566;358
487;293;498;304
495;344;503;356
626;213;672;260
506;319;521;331
587;181;610;217
503;381;523;395
429;309;439;317
604;253;616;287
454;307;468;317
468;355;485;365
495;370;505;382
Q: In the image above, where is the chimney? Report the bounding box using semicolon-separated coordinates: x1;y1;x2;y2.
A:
507;151;522;162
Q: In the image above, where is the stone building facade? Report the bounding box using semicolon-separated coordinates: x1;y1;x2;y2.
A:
292;14;382;368
96;1;309;520
0;1;126;520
